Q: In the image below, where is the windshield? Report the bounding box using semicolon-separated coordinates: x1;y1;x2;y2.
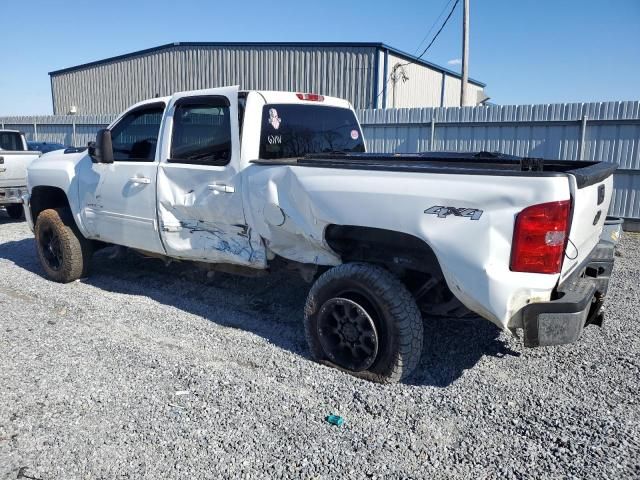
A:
259;104;365;159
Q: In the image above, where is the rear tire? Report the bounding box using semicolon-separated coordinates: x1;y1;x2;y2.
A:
304;263;423;383
5;204;24;220
34;208;93;283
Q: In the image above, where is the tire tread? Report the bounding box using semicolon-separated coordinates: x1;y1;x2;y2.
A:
35;208;92;283
304;263;423;383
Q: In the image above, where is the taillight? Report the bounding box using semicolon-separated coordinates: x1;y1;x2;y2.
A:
510;200;571;274
296;92;324;102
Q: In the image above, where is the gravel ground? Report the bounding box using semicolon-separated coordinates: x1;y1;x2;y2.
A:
0;211;638;479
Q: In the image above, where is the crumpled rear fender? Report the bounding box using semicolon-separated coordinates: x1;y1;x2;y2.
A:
243;164;341;265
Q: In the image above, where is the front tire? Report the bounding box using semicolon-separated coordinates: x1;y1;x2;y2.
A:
304;263;423;383
34;208;93;283
5;204;24;220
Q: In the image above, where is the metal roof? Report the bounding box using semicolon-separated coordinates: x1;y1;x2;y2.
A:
48;41;486;87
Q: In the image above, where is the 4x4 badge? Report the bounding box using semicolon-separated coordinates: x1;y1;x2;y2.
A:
424;205;483;221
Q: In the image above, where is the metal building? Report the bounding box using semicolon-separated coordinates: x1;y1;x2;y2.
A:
48;42;487;115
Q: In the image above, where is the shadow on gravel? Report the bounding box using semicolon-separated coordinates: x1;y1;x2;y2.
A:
0;238;41;272
0;210;25;224
0;238;520;388
409;316;520;387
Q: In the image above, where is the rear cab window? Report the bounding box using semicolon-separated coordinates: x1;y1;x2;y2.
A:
259;104;364;159
0;132;25;151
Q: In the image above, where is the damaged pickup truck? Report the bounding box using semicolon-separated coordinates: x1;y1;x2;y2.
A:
24;86;617;383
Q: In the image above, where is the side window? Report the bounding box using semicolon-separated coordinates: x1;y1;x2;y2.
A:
110;104;165;162
0;132;25;151
169;96;231;166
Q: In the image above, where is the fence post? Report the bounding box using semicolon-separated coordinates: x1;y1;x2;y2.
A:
430;118;436;151
578;115;588;161
33;122;38;141
72;121;77;146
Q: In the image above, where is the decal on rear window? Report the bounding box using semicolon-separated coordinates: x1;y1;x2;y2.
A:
268;108;281;130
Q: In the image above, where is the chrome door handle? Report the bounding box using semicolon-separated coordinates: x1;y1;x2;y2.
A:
207;183;235;193
130;177;151;184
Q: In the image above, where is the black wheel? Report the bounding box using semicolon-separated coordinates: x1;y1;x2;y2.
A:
34;208;93;283
5;204;24;220
304;263;423;383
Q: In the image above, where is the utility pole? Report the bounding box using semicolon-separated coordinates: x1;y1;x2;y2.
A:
460;0;470;106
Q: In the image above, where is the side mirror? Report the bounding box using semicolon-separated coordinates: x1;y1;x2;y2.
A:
88;129;114;164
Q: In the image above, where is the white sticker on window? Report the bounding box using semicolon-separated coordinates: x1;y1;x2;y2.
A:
268;108;281;130
350;129;359;140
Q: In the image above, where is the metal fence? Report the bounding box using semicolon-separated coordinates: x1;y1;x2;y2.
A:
0;115;116;148
1;100;639;219
357;101;640;220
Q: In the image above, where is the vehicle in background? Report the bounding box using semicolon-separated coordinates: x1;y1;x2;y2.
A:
27;141;67;154
24;87;616;383
0;130;40;219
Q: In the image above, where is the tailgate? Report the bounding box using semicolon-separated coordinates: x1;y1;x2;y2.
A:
560;162;616;282
0;152;40;187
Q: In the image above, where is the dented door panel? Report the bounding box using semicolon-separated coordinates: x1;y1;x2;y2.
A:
157;163;265;266
156;86;266;268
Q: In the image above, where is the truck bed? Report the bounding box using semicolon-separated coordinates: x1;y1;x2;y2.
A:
252;152;617;189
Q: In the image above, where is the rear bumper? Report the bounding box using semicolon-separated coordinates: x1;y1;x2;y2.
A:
0;186;27;205
520;241;614;347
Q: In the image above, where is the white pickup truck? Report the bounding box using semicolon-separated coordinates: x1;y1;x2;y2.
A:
0;130;41;219
24;86;616;383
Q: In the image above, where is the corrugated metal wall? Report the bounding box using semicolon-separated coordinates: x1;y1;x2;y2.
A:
358;101;640;219
0;115;116;147
442;74;483;107
51;45;378;114
2;101;638;219
385;52;484;108
386;53;444;108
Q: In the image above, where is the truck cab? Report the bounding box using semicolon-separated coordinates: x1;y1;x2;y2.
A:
32;87;363;265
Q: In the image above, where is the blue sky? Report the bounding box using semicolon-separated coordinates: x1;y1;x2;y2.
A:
1;0;638;115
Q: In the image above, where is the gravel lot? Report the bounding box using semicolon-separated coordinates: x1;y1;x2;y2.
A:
0;211;639;479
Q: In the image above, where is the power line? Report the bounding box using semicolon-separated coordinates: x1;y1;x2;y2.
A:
413;0;460;62
374;0;461;104
413;0;456;56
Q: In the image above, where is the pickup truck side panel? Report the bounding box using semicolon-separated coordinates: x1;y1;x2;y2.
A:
1;131;40;205
0;151;40;189
243;164;587;329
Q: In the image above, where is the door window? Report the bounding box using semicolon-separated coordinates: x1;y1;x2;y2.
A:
169;96;231;166
110;104;165;162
